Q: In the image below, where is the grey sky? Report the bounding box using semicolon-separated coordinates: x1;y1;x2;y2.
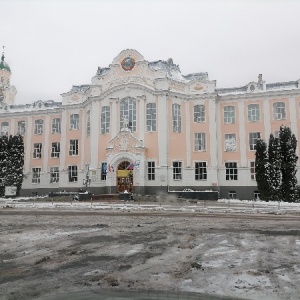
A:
2;0;300;104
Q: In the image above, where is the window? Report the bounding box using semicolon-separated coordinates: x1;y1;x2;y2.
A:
274;131;280;138
249;132;261;150
173;161;182;180
250;161;256;180
70;114;79;130
147;161;155;180
87;110;91;135
194;105;205;122
225;162;238;180
69;140;78;156
1;121;9;136
228;191;237;199
34;119;43;135
248;104;260;122
51;142;60;158
146;103;156;132
254;191;260;200
52;118;61;134
172;103;181;132
273;102;286;120
120;97;136;132
68;165;78;182
101;106;110;134
195;162;207;180
224;106;235;124
101;162;107;180
194;133;206;151
32;168;41;184
50;167;59;183
17;121;25;135
33;143;42;159
225;134;236;151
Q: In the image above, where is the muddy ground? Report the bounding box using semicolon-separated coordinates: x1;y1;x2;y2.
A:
0;209;300;300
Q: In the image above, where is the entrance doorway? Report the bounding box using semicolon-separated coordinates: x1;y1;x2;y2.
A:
117;161;133;193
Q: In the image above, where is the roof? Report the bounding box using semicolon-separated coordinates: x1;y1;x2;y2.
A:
0;53;11;72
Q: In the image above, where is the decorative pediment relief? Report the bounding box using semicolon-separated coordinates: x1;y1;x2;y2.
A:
106;129;146;155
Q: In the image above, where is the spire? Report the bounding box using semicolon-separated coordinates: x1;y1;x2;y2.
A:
0;45;11;72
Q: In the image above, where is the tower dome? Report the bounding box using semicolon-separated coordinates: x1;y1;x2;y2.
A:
0;52;11;72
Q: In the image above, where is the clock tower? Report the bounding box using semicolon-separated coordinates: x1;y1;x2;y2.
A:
0;48;17;105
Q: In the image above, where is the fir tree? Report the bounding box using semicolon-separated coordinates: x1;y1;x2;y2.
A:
268;134;281;200
279;126;298;202
255;139;271;200
0;135;9;197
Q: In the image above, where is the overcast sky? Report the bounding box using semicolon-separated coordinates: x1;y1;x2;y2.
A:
1;0;300;104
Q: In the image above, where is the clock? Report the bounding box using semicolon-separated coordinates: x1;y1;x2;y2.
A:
121;57;135;71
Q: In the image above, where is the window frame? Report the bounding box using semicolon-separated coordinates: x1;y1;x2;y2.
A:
1;121;9;136
249;132;261;151
120;97;136;132
17;121;25;135
101;106;110;134
69;139;79;156
224;106;235;124
87;110;91;135
173;161;182;180
34;119;43;135
146;103;156;132
273;102;286;120
172;103;181;133
248;104;260;122
52;118;61;134
33;143;42;159
68;165;78;182
225;162;238;180
147;161;155;180
194;105;205;123
195;161;207;180
194;132;206;151
32;167;41;184
70;114;79;130
51;142;60;158
250;161;256;180
224;133;237;152
50;167;59;183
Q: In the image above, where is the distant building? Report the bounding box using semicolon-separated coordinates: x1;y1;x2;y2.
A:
1;49;299;199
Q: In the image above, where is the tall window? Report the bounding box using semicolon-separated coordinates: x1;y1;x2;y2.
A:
146;103;156;132
32;168;41;184
224;106;235;124
1;121;9;136
194;133;206;151
273;102;286;120
225;162;238;180
228;191;237;199
69;140;79;156
68;165;78;182
250;161;256;180
87;110;91;135
17;121;25;135
248;104;260;122
173;161;182;180
50;167;59;183
51;142;60;158
249;132;261;150
101;106;110;134
120;97;136;131
172;103;181;132
33;143;42;159
195;162;207;180
101;162;107;180
225;134;236;151
147;161;155;180
34;119;43;134
194;105;205;122
52;118;61;134
70;114;79;130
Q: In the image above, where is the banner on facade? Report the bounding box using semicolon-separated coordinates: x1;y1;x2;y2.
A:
117;170;131;177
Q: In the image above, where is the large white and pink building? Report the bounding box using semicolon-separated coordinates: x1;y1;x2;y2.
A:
1;49;300;199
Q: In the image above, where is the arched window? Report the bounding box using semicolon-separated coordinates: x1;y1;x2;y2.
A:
120;97;136;132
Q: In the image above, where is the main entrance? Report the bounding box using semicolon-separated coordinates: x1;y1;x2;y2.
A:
117;161;133;193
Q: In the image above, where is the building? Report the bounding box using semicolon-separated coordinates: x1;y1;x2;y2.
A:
0;49;300;199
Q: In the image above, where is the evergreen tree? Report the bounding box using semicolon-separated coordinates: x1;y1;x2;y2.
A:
0;134;24;197
279;126;298;202
255;139;271;200
0;135;9;197
268;134;281;200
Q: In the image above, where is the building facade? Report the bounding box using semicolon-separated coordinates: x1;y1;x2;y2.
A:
1;49;300;199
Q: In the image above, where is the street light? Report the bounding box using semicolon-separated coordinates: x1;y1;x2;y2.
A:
83;164;91;190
